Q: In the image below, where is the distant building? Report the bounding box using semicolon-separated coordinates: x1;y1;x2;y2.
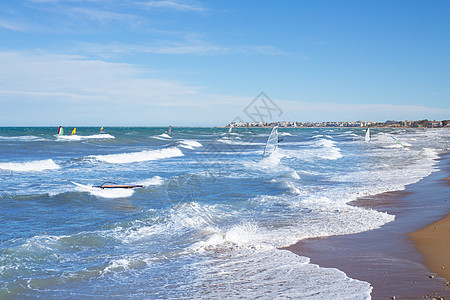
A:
430;121;443;127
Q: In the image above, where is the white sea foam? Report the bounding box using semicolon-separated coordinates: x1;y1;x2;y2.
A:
0;135;47;142
110;202;221;244
279;132;293;136
179;139;202;149
191;249;372;299
84;134;115;139
153;133;171;140
314;138;343;160
136;176;165;187
56;134;114;141
72;182;134;198
0;159;60;172
56;135;83;141
217;138;264;146
100;256;148;275
193;222;271;252
92;147;184;164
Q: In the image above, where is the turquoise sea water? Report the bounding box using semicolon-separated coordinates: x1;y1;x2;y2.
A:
0;127;449;299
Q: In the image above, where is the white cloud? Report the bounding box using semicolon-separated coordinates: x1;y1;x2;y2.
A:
279;100;450;122
67;7;140;24
1;51;447;126
0;51;246;126
65;36;285;57
0;19;27;32
140;0;205;12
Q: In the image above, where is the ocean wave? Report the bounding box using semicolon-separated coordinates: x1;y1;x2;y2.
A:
72;182;135;198
314;138;343;160
108;202;221;244
0;135;47;142
178;140;203;150
151;133;171;140
0;159;60;172
279;132;293;137
217;138;264;146
56;134;115;141
92;147;184;164
190;249;372;299
136;176;165;187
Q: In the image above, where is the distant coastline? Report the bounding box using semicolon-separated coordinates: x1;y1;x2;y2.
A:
224;119;450;129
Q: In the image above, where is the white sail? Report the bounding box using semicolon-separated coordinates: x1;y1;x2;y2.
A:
365;128;370;142
228;127;232;134
263;126;279;157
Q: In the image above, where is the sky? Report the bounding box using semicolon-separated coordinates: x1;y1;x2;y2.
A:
0;0;449;126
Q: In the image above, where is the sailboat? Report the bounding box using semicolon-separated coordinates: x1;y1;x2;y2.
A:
58;126;64;136
365;128;371;142
167;126;172;137
228;127;232;134
262;126;279;157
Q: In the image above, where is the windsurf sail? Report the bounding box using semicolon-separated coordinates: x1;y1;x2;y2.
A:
365;128;371;142
167;126;172;137
58;126;64;136
263;126;279;157
391;136;407;147
100;126;104;133
71;128;76;135
228;127;232;134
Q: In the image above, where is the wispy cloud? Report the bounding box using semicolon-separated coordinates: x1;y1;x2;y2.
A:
67;7;140;24
0;19;27;32
0;50;249;125
280;100;450;123
140;0;205;12
65;34;285;57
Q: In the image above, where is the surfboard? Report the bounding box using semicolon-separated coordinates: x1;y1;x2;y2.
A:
94;182;143;189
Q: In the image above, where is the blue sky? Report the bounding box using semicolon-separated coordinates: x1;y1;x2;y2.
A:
0;0;449;126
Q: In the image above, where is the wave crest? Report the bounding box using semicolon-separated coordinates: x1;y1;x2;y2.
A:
92;147;184;164
0;159;60;172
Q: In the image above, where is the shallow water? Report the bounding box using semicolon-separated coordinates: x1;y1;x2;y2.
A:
0;126;449;299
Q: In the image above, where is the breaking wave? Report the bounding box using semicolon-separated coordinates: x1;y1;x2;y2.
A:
92;147;184;164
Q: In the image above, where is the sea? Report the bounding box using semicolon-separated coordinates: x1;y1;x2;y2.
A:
0;126;449;299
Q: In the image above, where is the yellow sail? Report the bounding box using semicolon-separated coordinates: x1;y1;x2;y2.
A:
71;128;76;135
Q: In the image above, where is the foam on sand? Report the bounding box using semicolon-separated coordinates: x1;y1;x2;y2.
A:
0;159;60;172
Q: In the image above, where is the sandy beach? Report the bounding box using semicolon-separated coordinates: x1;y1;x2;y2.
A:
286;152;450;299
409;213;450;283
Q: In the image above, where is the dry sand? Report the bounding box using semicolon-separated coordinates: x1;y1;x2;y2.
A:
409;213;450;282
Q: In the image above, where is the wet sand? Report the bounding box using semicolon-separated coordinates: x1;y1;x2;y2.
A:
286;153;450;299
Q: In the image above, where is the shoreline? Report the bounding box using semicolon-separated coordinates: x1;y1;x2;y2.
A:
285;152;450;299
408;175;450;282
